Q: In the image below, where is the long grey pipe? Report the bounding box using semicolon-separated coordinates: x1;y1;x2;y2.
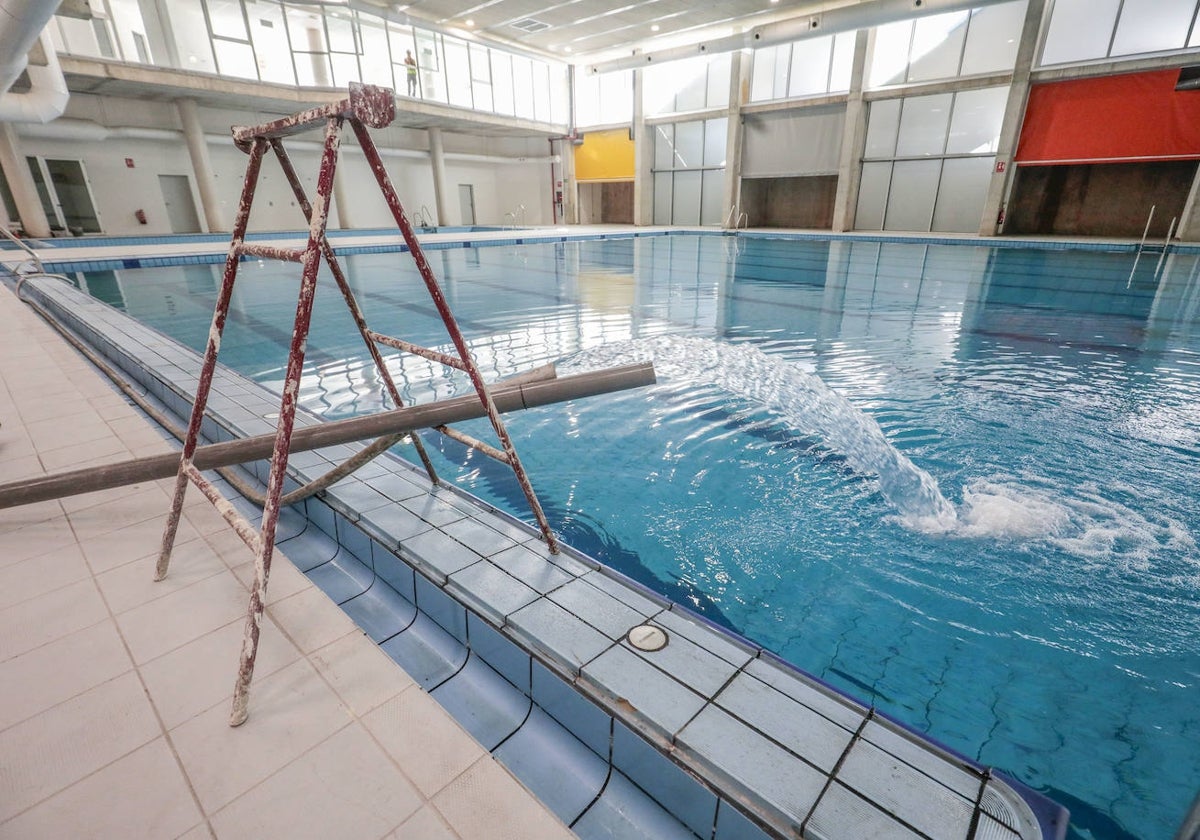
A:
0;362;656;510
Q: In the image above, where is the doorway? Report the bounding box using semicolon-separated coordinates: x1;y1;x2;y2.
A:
26;157;102;234
457;183;476;226
158;175;203;233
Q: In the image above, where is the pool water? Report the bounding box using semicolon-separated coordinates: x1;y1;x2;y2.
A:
77;235;1200;839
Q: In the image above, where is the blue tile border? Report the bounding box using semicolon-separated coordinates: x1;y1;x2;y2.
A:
22;224;1197;274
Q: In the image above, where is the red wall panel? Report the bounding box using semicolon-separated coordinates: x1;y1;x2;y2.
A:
1016;69;1200;164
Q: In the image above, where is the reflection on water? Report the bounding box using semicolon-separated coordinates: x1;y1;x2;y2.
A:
74;236;1200;840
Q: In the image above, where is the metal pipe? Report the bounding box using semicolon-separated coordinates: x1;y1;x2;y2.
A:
0;363;656;510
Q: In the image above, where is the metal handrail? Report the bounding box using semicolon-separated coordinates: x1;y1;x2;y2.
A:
1128;205;1156;287
0;222;43;275
1154;216;1178;281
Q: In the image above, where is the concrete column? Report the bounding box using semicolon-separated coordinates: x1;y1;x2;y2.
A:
632;67;654;226
428;127;450;226
0;123;50;238
559;138;579;225
175;99;226;232
332;166;353;229
721;50;749;229
978;0;1047;235
831;30;870;233
1177;163;1200;243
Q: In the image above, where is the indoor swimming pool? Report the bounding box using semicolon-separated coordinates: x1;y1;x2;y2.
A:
62;234;1200;839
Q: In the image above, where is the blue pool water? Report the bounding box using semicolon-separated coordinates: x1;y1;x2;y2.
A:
74;235;1200;839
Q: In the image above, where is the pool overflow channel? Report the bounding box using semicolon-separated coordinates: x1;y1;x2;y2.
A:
0;86;1068;839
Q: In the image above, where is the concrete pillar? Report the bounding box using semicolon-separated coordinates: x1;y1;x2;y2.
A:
428;127;449;226
831;30;870;233
978;0;1047;236
175;99;226;232
721;50;749;229
1177;163;1200;243
332;166;352;229
632;67;654;226
0;123;50;238
559;138;579;225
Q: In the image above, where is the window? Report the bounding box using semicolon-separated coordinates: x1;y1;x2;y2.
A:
1040;0;1200;65
651;118;728;224
751;32;857;102
646;55;730;115
866;1;1025;87
857;87;1007;232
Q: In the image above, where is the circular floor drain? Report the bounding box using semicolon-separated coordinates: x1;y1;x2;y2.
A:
627;624;669;652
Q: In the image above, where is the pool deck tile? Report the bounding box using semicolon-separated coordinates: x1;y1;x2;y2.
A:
0;284;574;840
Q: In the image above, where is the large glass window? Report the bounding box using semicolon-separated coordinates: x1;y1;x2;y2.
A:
866;1;1025;87
53;0;571;125
751;31;856;103
169;3;217;73
646;55;730;116
857;87;1006;232
1041;0;1200;65
251;4;296;85
493;54;515;116
443;36;472;108
651;117;728;224
576;70;633;127
357;16;391;87
470;43;492;112
510;55;533;118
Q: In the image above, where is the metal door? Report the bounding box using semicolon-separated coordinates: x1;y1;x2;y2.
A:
159;174;203;233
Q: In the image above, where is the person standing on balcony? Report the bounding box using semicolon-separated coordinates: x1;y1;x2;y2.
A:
404;50;418;97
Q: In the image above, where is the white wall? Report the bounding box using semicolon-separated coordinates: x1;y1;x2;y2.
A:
13;94;554;235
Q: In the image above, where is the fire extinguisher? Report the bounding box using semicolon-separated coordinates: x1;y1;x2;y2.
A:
996;203;1005;227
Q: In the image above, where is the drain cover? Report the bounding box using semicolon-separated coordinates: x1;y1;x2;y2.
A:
627;624;668;652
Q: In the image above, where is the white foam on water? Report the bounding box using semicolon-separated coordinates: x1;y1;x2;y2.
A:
563;335;960;531
953;477;1195;565
564;337;1198;562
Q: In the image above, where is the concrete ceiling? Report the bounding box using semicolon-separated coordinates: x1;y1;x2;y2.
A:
361;0;841;62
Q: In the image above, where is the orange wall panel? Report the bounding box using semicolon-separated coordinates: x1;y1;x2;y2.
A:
574;128;635;181
1016;69;1200;164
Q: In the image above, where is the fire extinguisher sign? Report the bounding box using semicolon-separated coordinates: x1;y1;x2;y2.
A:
995;160;1007;173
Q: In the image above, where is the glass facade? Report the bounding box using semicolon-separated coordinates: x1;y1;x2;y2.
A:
53;0;571;125
1041;0;1200;65
750;32;856;102
645;55;730;116
856;87;1007;232
651;118;728;225
866;1;1026;87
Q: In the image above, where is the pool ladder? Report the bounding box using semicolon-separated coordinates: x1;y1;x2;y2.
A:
1128;204;1178;287
153;83;560;727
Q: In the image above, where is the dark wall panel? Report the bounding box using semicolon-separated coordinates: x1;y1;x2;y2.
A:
601;181;633;224
1006;161;1195;238
741;176;838;229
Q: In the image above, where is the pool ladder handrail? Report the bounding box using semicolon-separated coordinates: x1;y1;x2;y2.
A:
504;203;526;230
151;83;561;728
1128;205;1178;287
0;222;44;276
724;204;748;231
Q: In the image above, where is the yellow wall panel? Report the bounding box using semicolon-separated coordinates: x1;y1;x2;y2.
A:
574;128;635;181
